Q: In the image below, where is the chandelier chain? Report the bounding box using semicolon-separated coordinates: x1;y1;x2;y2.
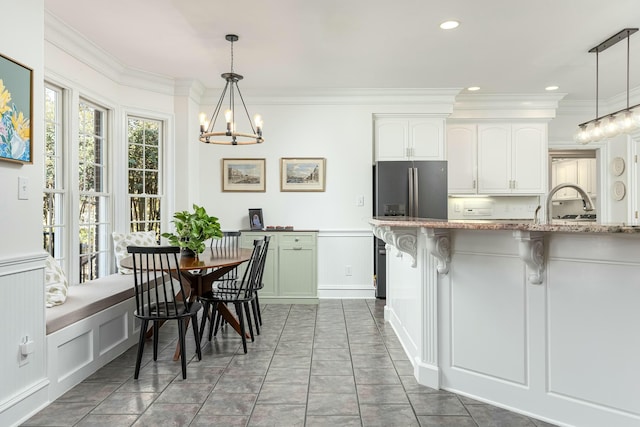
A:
230;38;234;74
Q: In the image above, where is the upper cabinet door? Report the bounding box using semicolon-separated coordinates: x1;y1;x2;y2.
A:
375;118;409;161
477;124;511;193
410;118;445;160
511;124;546;194
447;124;477;194
375;117;445;161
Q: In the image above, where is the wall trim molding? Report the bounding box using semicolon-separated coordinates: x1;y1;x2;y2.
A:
0;252;48;275
449;93;565;120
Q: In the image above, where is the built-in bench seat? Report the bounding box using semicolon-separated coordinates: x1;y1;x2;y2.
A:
45;274;141;401
46;274;136;335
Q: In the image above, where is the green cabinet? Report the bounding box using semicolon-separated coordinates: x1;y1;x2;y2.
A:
241;231;318;303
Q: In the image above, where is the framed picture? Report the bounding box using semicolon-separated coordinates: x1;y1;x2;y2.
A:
222;158;266;192
0;52;33;164
280;157;326;192
249;208;264;230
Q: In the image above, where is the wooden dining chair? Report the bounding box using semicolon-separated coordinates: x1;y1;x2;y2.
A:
198;239;266;353
213;235;270;336
209;231;242;282
127;245;202;379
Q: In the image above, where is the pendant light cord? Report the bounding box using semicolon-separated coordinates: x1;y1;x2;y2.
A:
595;51;599;119
627;32;630;109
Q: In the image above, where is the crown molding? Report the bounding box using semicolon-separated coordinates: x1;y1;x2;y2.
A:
200;87;461;110
449;93;566;120
174;79;206;101
45;11;175;96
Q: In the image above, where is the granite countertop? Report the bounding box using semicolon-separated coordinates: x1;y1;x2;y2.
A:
369;217;640;234
240;229;319;233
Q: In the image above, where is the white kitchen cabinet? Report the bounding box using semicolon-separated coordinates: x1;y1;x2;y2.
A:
375;117;445;161
477;123;546;194
553;160;578;199
577;158;597;196
446;124;477;194
551;158;596;200
240;230;318;303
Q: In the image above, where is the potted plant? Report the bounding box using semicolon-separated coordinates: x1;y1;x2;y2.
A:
161;204;223;257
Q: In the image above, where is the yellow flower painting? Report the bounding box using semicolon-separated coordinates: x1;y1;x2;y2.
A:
0;54;32;163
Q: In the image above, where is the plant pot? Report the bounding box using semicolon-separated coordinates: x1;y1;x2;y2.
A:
181;247;196;258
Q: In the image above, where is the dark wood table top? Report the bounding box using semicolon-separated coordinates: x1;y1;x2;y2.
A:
120;247;253;272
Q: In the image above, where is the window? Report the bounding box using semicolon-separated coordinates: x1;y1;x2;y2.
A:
127;117;162;237
78;100;110;283
43;85;65;263
43;86;166;285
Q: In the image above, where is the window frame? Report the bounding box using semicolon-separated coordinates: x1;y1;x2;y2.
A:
76;98;112;283
43;83;67;266
126;115;164;236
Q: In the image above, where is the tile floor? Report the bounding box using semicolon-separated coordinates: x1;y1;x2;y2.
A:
23;299;558;426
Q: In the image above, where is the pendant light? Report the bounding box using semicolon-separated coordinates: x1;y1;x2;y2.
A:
574;28;640;144
199;34;264;145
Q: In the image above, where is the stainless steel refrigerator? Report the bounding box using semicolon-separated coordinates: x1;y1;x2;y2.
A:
373;160;448;298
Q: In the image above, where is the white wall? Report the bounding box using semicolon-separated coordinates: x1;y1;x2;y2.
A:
191;93;456;297
193;98;393;298
0;0;44;259
0;2;48;426
195;101;374;230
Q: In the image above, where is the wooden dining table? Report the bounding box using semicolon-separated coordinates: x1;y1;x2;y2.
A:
120;246;253;360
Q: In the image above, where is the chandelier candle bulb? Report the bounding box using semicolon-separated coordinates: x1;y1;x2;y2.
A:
199;113;207;133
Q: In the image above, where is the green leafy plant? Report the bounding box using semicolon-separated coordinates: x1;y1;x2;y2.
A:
161;204;223;255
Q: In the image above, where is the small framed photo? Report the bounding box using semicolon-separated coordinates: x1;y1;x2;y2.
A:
280;157;326;192
222;158;266;192
249;208;264;230
0;52;33;164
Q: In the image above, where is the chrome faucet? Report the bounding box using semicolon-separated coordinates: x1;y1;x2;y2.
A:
545;183;594;224
534;205;542;224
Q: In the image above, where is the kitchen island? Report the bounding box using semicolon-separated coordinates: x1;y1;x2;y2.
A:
370;217;640;427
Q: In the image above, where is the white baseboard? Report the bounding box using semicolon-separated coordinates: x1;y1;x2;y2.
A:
317;284;375;299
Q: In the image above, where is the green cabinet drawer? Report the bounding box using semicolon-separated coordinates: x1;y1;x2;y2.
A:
279;233;316;247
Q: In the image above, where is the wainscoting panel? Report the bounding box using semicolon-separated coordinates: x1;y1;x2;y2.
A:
317;230;374;299
547;257;640;417
450;252;528;385
0;253;49;427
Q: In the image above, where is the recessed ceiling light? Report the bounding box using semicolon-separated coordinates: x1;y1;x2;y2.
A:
545;85;559;91
467;86;480;91
440;20;460;30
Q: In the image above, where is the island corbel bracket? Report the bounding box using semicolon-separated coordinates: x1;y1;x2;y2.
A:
372;225;418;267
514;230;545;285
423;228;451;274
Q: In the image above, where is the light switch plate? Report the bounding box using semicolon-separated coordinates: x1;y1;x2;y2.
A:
18;176;28;200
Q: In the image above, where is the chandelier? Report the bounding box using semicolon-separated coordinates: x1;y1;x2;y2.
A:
199;34;263;145
575;28;640;144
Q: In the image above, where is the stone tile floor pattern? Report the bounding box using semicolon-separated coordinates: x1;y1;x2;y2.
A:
23;299;559;426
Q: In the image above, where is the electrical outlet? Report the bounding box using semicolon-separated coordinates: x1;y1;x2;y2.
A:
345;265;352;276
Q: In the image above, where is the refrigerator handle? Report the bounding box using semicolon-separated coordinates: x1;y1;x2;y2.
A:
408;168;414;217
413;167;419;217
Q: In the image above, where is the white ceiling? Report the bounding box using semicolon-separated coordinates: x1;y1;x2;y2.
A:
44;0;640;102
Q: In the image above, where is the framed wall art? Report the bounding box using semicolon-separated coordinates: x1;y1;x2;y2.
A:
280;157;326;192
249;208;264;230
222;158;266;192
0;52;33;164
